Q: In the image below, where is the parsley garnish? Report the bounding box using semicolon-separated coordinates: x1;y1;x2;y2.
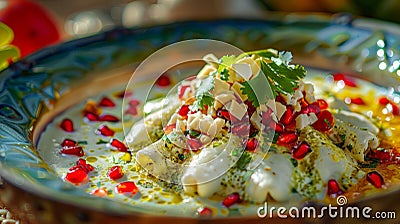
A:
96;139;108;144
192;75;214;110
217;55;236;74
236;151;252;170
77;140;88;145
220;68;230;81
240;51;306;107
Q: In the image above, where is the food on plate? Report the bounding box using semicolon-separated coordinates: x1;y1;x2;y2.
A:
38;49;400;217
126;49;383;203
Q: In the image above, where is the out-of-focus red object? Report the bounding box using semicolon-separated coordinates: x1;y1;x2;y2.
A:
0;0;60;57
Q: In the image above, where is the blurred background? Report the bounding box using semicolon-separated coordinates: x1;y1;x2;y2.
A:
0;0;400;59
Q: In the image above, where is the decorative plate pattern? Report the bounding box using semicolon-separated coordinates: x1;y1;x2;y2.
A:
0;14;400;218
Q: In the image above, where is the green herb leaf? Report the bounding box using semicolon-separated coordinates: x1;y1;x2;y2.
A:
290;158;298;167
236;151;252;170
241;52;306;107
188;130;201;138
220;68;230;81
237;49;276;60
96;139;108;144
192;75;214;110
217;55;236;74
78;140;88;145
240;69;273;107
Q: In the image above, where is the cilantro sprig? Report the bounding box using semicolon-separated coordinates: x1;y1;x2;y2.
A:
192;75;215;110
240;50;306;107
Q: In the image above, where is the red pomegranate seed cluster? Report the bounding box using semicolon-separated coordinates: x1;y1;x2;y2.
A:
82;98;121;122
178;105;190;119
367;148;400;164
98;97;116;107
61;92;139;193
65;158;94;184
60;138;85;157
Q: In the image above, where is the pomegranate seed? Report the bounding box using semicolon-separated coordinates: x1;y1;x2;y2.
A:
245;100;256;116
110;139;128;152
61;138;77;147
76;158;94;172
97;125;115;137
378;97;390;105
366;171;384;188
178;85;190;99
350;97;366;105
231;124;250;137
128;99;139;107
249;124;259;137
200;105;209;114
261;109;273;125
60;118;74;132
115;91;132;98
316;99;328;110
333;73;357;87
188;138;202;151
61;145;84;157
292;141;311;160
276;132;298;146
156;74;171;87
98;97;115;107
390;102;399;115
275;95;286;105
99;114;120;122
312;110;334;132
245;138;258;152
217;109;231;121
90;188;108;197
115;181;138;195
65;167;88;184
222;192;241;208
197;207;213;217
84;112;99;121
125;106;138;116
368;148;400;163
285;120;297;132
163;123;176;135
269;122;284;133
108;166;124;180
178;105;190;119
327;179;342;197
301;103;321;114
281;107;295;125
